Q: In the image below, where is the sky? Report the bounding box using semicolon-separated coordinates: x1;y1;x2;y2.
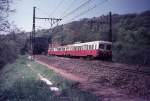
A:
9;0;150;32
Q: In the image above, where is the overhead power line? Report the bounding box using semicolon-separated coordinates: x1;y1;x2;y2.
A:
36;0;94;27
61;0;94;19
50;0;64;17
69;0;108;21
35;7;62;28
60;0;76;17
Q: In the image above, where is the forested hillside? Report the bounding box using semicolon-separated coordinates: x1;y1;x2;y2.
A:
49;10;150;65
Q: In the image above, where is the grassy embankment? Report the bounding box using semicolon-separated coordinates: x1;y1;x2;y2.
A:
0;56;99;101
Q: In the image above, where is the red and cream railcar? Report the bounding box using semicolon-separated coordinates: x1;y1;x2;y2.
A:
48;41;112;58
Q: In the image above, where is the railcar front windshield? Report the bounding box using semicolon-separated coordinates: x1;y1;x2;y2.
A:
106;45;111;50
99;44;105;49
99;43;112;50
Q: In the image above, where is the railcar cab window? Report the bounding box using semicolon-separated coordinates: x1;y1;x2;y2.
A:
106;45;111;50
99;44;105;50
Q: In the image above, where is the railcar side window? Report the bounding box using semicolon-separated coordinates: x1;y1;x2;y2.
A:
106;45;111;50
89;45;91;50
86;45;88;50
87;45;88;50
91;45;94;50
99;44;104;49
79;46;82;50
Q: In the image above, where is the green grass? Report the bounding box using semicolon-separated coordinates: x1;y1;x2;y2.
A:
0;56;100;101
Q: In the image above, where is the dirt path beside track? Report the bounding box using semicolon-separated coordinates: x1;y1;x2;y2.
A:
36;60;86;82
35;55;149;101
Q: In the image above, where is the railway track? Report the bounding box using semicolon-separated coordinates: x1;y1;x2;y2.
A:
83;59;150;76
36;55;150;76
98;63;150;76
53;56;150;76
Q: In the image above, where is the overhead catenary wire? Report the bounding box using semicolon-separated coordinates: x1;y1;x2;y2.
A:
61;0;94;19
69;0;108;21
33;0;109;29
56;0;96;26
35;7;62;29
36;7;53;28
50;0;64;17
57;0;97;25
60;0;76;18
35;0;94;27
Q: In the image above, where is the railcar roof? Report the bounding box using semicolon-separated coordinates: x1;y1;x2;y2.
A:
51;41;112;48
71;41;112;46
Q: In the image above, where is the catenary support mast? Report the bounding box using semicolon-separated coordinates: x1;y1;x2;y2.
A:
31;6;62;59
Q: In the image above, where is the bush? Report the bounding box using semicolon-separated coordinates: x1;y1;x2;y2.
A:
0;40;18;69
0;33;27;69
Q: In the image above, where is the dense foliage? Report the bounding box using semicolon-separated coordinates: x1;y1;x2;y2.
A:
0;33;28;69
33;37;50;54
113;11;150;65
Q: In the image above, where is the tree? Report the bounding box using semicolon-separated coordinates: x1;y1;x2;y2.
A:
0;0;18;69
0;0;13;33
